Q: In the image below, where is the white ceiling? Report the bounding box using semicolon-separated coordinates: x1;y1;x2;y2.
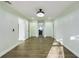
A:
10;1;76;21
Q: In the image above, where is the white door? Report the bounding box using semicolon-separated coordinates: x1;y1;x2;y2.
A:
18;18;25;41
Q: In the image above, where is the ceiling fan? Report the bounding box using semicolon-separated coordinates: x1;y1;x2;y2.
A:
36;9;45;17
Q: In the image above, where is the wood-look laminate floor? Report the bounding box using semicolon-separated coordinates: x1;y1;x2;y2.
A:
2;37;54;58
1;37;78;58
64;47;78;58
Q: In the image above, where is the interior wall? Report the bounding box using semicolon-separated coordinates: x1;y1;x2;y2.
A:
44;21;54;37
54;9;79;57
0;8;20;56
29;21;38;37
25;20;28;39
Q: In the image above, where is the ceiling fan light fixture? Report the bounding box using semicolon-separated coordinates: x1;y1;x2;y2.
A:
36;9;45;17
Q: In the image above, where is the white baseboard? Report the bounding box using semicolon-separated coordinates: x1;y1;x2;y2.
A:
0;41;23;57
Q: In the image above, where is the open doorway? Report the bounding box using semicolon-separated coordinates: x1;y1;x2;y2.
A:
38;27;43;36
38;22;44;37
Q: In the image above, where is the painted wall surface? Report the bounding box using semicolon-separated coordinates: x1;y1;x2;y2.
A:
0;8;20;56
54;9;79;57
25;20;28;39
44;21;54;37
29;21;38;37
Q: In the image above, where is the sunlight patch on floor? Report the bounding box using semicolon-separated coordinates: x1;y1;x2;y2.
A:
47;41;64;58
